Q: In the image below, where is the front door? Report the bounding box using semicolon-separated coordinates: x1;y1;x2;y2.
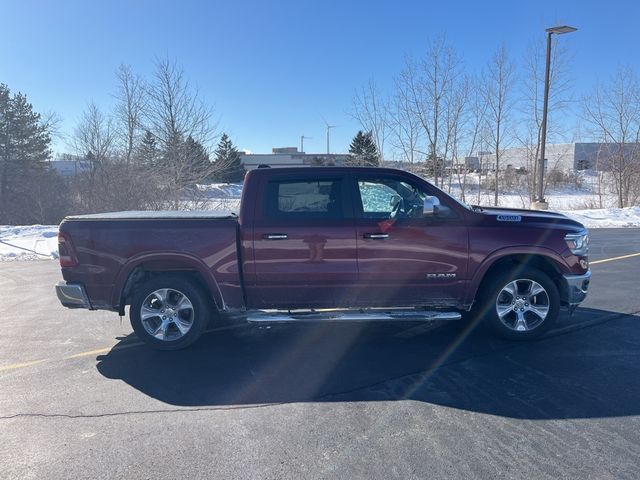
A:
352;174;469;307
248;174;358;309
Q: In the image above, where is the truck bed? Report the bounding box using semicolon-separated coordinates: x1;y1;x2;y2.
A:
59;211;243;311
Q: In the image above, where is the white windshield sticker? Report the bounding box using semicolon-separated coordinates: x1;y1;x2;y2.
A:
497;214;522;222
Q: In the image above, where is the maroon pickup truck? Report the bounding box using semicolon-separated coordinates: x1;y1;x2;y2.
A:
55;166;591;349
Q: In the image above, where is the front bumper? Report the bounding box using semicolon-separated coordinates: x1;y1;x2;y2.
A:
562;270;591;306
55;282;92;309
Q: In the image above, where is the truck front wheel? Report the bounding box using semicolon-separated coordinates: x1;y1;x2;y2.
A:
477;268;560;340
129;275;211;350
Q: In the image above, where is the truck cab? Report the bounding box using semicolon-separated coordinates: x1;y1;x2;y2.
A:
243;168;470;309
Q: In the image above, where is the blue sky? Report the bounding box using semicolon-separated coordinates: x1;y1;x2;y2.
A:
2;0;639;156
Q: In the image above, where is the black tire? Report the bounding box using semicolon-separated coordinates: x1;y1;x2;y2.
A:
130;274;212;350
474;268;560;340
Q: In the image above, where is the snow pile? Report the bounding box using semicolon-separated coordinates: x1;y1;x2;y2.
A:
0;225;59;261
559;207;640;228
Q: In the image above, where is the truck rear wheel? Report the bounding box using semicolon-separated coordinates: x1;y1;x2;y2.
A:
477;268;560;340
130;275;211;350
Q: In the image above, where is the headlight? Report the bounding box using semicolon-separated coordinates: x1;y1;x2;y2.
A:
565;230;589;256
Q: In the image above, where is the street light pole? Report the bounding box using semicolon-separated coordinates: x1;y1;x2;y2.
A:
532;25;577;210
534;31;553;209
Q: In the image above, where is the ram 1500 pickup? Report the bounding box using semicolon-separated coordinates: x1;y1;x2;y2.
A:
55;166;591;349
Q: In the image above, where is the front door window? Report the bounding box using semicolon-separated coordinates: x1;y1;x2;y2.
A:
357;179;427;220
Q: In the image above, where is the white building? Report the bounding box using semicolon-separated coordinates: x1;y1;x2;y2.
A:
468;143;640;171
49;159;90;177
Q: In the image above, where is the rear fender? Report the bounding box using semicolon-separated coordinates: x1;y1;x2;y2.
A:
111;252;225;312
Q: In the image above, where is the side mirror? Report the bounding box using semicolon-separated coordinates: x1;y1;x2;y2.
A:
423;196;440;216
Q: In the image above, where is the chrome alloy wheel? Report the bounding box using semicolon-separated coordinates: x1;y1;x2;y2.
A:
495;279;550;332
140;288;195;341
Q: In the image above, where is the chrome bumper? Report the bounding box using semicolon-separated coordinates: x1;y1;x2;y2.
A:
55;282;91;309
562;270;591;306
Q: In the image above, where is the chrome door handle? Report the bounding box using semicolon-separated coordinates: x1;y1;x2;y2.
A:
363;233;389;239
263;233;288;240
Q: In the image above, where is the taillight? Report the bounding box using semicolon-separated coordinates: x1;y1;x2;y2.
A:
58;232;78;267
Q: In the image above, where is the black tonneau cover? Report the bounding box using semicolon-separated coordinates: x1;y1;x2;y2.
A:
64;210;237;221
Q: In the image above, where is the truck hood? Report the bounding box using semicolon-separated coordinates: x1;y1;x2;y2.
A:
472;205;585;230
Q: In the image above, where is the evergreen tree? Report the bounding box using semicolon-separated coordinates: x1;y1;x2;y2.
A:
183;135;212;176
213;133;244;183
424;152;444;178
347;130;379;167
0;84;52;223
135;130;159;166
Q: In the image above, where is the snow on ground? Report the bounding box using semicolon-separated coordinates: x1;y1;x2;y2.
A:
0;225;59;261
455;191;603;210
560;207;640;229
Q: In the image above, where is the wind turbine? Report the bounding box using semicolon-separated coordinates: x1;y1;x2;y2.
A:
322;117;336;154
300;135;312;153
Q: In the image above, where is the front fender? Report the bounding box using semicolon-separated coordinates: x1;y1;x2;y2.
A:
465;246;569;306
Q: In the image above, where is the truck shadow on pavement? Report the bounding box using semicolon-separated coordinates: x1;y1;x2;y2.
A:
96;307;640;420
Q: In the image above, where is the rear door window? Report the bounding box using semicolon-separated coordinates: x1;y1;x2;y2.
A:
265;179;345;219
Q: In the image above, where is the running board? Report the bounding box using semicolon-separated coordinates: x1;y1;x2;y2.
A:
246;309;461;323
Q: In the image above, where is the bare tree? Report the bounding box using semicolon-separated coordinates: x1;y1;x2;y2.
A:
145;58;218;208
146;58;216;148
351;79;389;162
71;101;162;214
72;101;115;170
456;75;487;203
389;64;423;170
443;77;468;193
114;64;147;164
476;127;491;205
593;143;607;208
403;36;462;187
463;75;488;159
71;102;116;212
40;110;64;144
483;44;516;205
583;66;640;207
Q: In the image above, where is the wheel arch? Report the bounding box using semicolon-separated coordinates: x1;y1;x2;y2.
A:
112;253;225;315
467;248;568;307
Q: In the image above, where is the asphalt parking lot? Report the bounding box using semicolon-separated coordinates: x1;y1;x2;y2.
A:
1;228;639;479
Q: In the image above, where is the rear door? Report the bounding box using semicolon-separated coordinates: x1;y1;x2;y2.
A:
351;173;469;307
247;173;358;309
